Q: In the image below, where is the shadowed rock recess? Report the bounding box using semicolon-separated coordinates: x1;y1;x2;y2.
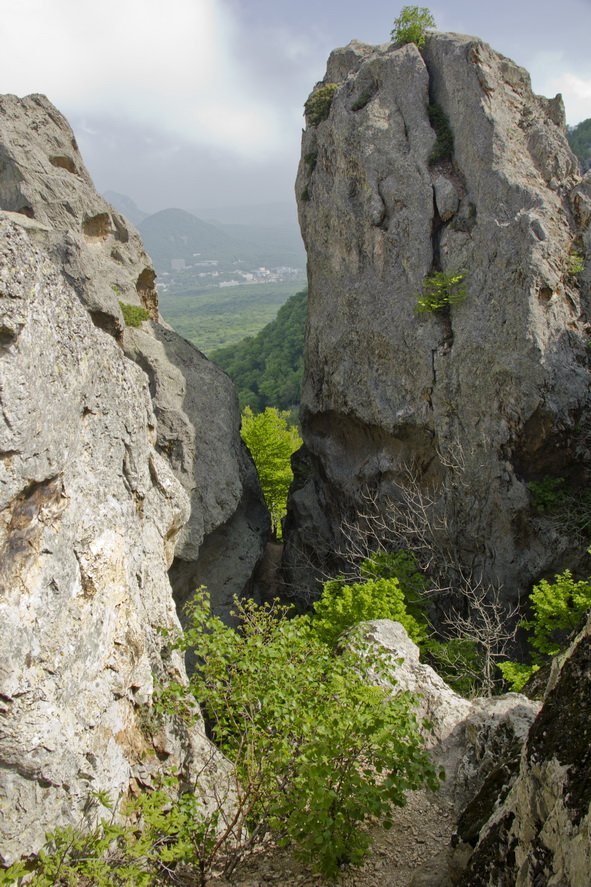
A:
287;33;591;606
0;94;269;862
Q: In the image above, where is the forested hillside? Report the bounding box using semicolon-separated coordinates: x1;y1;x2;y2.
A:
567;117;591;172
211;288;307;413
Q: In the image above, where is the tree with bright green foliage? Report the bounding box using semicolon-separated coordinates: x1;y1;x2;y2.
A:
240;406;302;538
306;550;429;650
391;6;436;48
180;592;441;879
1;590;442;885
499;563;591;691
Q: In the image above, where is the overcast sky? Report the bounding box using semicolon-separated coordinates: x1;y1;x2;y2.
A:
1;0;590;216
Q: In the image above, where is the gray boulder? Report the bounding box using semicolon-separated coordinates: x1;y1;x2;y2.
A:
355;620;539;814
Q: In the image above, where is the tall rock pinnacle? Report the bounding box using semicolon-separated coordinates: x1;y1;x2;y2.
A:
288;33;591;606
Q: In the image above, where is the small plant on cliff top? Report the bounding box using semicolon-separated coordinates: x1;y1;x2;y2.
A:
119;300;150;328
391;6;436;48
415;270;467;313
304;83;339;127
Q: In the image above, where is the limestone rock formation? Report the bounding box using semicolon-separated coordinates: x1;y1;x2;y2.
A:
0;93;269;620
0;215;233;863
414;613;591;887
288;34;591;605
0;94;268;861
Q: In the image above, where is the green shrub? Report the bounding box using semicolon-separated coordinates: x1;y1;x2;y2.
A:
497;660;539;693
359;549;429;626
303;151;318;169
421;637;484;697
415;270;467;313
304;83;339;127
308;575;426;650
182;592;441;879
2;592;442;884
240;406;301;539
391;6;436;49
566;249;585;277
119;301;151;327
428;102;454;164
498;562;591;689
527;476;568;513
351;91;374;112
0;781;224;887
523;569;591;660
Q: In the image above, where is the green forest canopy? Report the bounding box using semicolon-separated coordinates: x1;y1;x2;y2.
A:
567;117;591;171
210;288;307;414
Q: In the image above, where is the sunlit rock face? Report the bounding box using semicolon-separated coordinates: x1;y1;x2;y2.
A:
0;92;269;622
0;94;269;861
288;34;591;606
0;215;233;863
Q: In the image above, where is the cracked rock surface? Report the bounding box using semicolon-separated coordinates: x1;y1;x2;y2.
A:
288;33;591;605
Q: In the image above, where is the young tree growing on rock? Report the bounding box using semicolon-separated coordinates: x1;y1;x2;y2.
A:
240;406;301;539
391;6;436;48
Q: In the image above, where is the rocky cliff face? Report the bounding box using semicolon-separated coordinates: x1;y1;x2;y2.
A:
0;93;269;621
288;34;591;605
418;613;591;887
0;94;268;861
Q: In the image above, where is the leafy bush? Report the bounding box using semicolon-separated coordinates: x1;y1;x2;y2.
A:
359;549;429;626
497;660;539;693
391;6;436;49
304;83;339;127
523;569;591;660
498;563;591;690
308;575;426;650
0;780;225;887
422;637;484;697
415;270;467;313
119;301;151;327
2;592;442;884
566;248;585;277
428;102;454;164
182;592;441;879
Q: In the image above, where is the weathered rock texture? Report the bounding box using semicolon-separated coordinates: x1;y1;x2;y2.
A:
288;34;591;604
356;621;540;815
418;612;591;887
0;93;269;620
0;215;233;863
0;95;268;860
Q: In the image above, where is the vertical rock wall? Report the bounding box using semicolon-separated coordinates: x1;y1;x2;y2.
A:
0;94;268;861
0;93;270;621
288;34;591;604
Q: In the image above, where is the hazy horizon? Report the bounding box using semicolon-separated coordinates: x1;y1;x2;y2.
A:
2;1;590;215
